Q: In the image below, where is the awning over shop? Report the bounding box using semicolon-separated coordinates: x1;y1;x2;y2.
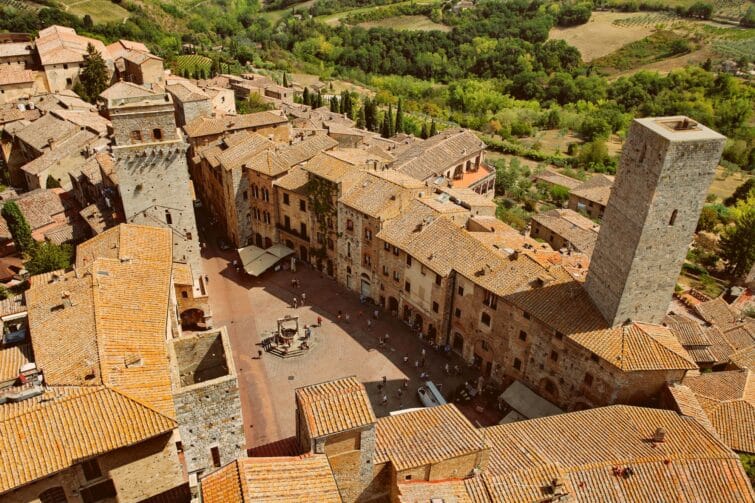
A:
237;244;295;277
498;380;563;424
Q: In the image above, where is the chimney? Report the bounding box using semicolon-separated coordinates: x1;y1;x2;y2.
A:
652;427;667;443
47;137;55;149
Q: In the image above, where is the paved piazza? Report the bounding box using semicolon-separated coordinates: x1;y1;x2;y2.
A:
200;244;491;450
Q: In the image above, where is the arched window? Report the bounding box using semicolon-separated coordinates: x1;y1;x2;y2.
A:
39;487;67;503
669;209;678;226
165;210;172;225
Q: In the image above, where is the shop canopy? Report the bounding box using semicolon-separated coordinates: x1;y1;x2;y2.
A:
237;244;294;277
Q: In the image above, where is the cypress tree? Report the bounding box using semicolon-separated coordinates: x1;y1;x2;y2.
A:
380;117;390;138
303;87;310;106
77;43;109;103
330;96;339;112
421;122;429;139
357;106;366;130
430;119;438;137
282;72;288;87
395;98;404;134
2;201;33;253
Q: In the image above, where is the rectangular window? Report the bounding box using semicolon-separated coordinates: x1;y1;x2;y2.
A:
550;351;558;362
284;216;291;229
518;331;527;341
458;286;464;296
406;255;412;266
152;128;163;140
404;281;411;293
365;229;372;240
383;265;388;276
327;239;334;251
243;190;248;200
299;199;307;212
130;130;142;142
384;242;390;251
432;301;439;313
393;246;399;256
481;312;491;326
435;274;441;286
483;290;497;309
590;354;599;363
481;340;490;351
555;331;564;341
420;264;426;276
523;311;531;320
300;223;307;237
455;308;461;318
513;358;521;370
363;254;371;267
283;193;290;205
211;446;221;468
584;373;593;386
346;219;354;231
81;459;102;481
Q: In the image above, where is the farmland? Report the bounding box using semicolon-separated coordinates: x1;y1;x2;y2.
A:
173;54;212;76
58;0;130;24
358;14;450;31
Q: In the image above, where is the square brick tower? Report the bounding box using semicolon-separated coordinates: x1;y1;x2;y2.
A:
585;117;725;326
105;86;203;282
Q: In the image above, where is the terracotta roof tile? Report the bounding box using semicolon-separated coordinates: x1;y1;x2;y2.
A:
295;376;375;438
75;223;173;271
531;208;599;255
273;165;309;195
570;174;614;206
374;404;486;471
534;168;583;190
0;343;32;383
0;386;176;493
392;128;485;181
184;112;287;138
339;171;423;220
201;455;340;502
730;345;755;371
277;135;338;167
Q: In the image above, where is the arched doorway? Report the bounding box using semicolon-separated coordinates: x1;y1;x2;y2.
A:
181;308;205;329
414;313;423;332
388;296;399;315
264;237;272;248
452;332;464;353
539;377;559;402
255;233;263;247
300;246;308;262
428;324;437;341
403;305;412;323
360;273;371;299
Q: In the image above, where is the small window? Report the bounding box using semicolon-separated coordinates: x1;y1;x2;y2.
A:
406;255;412;266
555;331;564;341
483;290;497;309
393;246;399;256
186;232;192;240
81;458;102;481
584;373;593;386
481;340;490;351
435;274;441;286
669;209;678;226
243;190;248;200
523;311;531;320
384;242;390;251
454;308;461;318
130;130;142;142
66;77;72;85
283;193;290;205
481;312;491;326
458;286;464;296
518;331;527;341
347;219;354;231
393;271;399;281
284;216;291;229
165;210;172;225
211;446;221;468
550;351;559;362
513;358;522;370
590;354;599;363
176;441;184;453
404;281;411;293
432;301;439;313
405;475;412;480
299;199;306;212
365;229;372;240
383;265;388;276
181;291;188;299
152;128;163;140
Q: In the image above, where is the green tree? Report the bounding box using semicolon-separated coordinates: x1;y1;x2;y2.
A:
724;179;754;207
395;98;404;134
719;204;755;278
282;72;289;87
697;206;719;232
303;87;310;106
356;106;366;129
77;43;109;103
548;185;570;206
429;119;437;137
420;122;429;139
741;5;755;27
578;140;610;169
1;201;32;253
25;242;73;276
46;175;61;189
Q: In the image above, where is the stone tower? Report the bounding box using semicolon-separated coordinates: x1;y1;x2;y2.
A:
585;116;725;326
106;86;203;281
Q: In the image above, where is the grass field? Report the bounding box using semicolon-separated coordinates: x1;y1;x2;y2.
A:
358;14;450;31
709;166;752;200
592;30;695;73
261;0;316;23
58;0;130;23
173;54;212;76
549;12;659;62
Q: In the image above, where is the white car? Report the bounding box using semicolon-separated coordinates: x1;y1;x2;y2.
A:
417;381;447;408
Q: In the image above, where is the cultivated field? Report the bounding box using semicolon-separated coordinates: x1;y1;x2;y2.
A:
549;11;658;62
173;55;213;76
359;14;451;31
262;0;316;23
708;167;752;200
58;0;130;23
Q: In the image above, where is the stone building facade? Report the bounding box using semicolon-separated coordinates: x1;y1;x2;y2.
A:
585;117;726;326
274;167;314;261
107;89;203;282
168;329;245;482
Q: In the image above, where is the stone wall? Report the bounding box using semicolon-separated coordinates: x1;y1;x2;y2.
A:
2;433;184;503
275;186;313;262
586;118;725;326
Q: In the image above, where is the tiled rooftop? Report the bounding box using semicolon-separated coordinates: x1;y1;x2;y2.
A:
374;404;486;471
295;376;376;438
201;455;341;503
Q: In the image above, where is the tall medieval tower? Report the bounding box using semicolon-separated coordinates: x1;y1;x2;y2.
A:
106;88;203;281
585;117;725;326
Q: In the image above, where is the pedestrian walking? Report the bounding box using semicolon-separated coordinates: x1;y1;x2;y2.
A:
344;313;350;323
444;363;450;375
291;279;296;288
301;292;306;304
403;354;409;364
317;316;322;326
337;310;343;320
384;333;390;343
257;350;262;359
293;297;298;308
367;319;372;330
414;360;420;370
381;394;388;405
454;364;461;375
382;375;387;386
421;348;426;358
420;357;425;367
403;378;409;389
378;337;384;347
373;309;379;320
396;388;403;398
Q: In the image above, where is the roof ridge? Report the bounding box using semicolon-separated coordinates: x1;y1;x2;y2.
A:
105;386;178;427
0;385;103;422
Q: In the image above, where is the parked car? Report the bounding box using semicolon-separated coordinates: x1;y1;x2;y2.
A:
417;381;447;408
